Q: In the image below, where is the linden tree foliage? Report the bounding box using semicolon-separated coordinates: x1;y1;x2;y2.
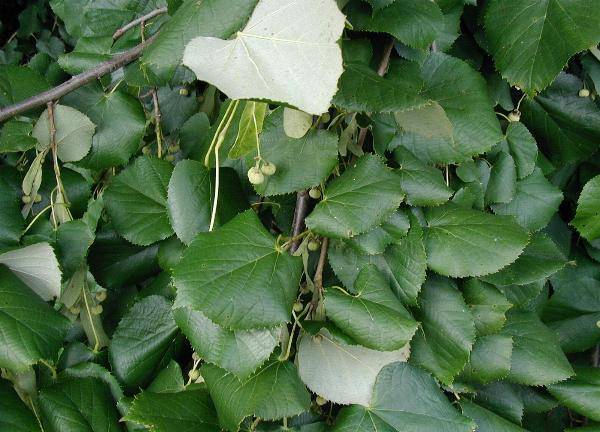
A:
1;0;600;430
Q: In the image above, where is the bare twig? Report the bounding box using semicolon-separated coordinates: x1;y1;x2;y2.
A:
112;6;168;40
290;191;310;253
150;88;164;158
0;34;157;123
311;237;330;309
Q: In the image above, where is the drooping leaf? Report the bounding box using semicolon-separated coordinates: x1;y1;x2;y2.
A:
125;387;220;432
411;276;476;385
306;155;404;238
0;119;37;154
505;122;538;179
481;233;566;286
38;377;124;432
572;174;600;242
109;296;179;391
547;367;600;422
393;146;453;206
332;362;476;432
501;311;574;386
0;379;40;432
202;359;311;431
173;307;280;379
173;210;302;330
252;109;339;196
296;328;409;406
423;204;529;278
32;104;95;162
462;278;512;336
461;400;527;432
183;0;346;115
345;210;410;255
485;152;517;205
325;269;418;351
0;265;70;371
347;0;444;49
484;0;600;93
0;242;62;301
167;160;212;245
473;381;525;425
461;334;513;384
492;168;563;232
105;156;174;246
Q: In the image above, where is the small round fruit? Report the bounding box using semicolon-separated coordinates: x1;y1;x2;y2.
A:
308;240;320;251
248;167;265;185
308;188;321;199
95;291;107;302
91;304;103;315
316;396;327;406
293;301;304;313
188;369;200;380
168;144;180;154
508;110;521;122
192;352;201;362
579;88;591;98
69;306;80;315
22;195;31;204
165;154;175;162
34;194;42;203
261;161;277;176
179;88;189;96
321;112;331;123
141;146;151;155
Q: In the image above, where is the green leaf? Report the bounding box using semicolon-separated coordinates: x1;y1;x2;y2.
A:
183;0;345;115
306;155;404;238
0;242;62;301
283;108;313;139
393;147;453;206
394;101;454;141
332;362;476;432
393;53;503;164
297;328;409;406
147;360;185;393
109;296;179;391
484;0;600;93
347;0;444;49
328;223;426;306
167;160;211;245
32;104;95;163
411;276;476;385
252;109;339;196
125;387;220;432
202;359;311;431
505;122;538;179
105;156;174;246
173;210;303;330
462;278;512;336
39;377;123;432
423;204;530;278
325;266;418;351
0;379;40;432
0;170;23;248
0;65;48;108
492;168;563;232
481;233;566;286
501;311;574;386
62;83;146;170
345;210;410;255
333;61;427;113
547;367;600;422
485;152;517;205
173;307;279;379
521;73;600;164
229;102;268;158
572;174;600;241
141;0;259;83
461;400;526;432
0;265;70;371
461;334;513;384
0;120;37;154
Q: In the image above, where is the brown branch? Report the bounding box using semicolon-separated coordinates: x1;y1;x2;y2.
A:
150;88;164;158
290;190;310;253
311;237;329;310
112;6;168;40
0;34;158;123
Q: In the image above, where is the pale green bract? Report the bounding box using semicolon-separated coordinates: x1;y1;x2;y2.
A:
183;0;345;115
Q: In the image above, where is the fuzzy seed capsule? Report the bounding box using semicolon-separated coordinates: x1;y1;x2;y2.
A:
579;88;591;98
309;188;322;199
248;167;265;185
293;301;304;313
92;304;103;315
188;369;200;380
142;146;151;155
34;194;42;203
261;162;277;176
22;195;31;204
316;395;327;406
308;240;321;251
165;154;175;162
179;88;189;97
508;110;521;122
95;291;107;302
